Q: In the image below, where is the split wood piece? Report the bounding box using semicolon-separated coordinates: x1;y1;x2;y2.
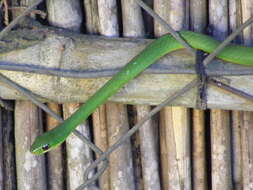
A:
241;2;253;188
192;109;207;190
106;102;135;190
12;2;47;190
46;1;87;190
46;103;64;190
121;0;161;189
154;1;192;189
211;109;233;189
231;111;243;189
1;107;16;189
63;103;94;190
0;108;3;190
92;105;110;190
15;101;47;190
98;1;135;189
85;1;110;190
209;1;233;189
190;0;208;189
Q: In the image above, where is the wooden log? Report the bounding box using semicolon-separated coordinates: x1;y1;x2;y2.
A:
120;3;144;187
1;107;16;190
63;103;94;190
190;0;208;189
47;0;82;32
15;101;47;190
84;1;110;189
209;1;233;189
211;110;232;190
12;2;47;190
121;0;161;189
0;108;3;190
46;103;64;190
46;1;95;189
106;102;135;190
155;1;191;189
241;2;253;189
241;112;253;190
1;28;253;110
92;105;110;190
98;1;135;189
231;111;243;189
137;105;160;190
192;110;207;190
229;2;243;189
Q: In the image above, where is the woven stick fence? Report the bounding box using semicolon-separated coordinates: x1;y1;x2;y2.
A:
0;0;253;190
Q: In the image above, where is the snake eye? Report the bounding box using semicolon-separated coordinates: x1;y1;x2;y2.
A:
42;144;50;151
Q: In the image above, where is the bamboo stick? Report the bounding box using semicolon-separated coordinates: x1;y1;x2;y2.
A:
231;111;243;189
12;1;47;189
229;2;243;189
209;1;233;189
63;103;93;190
92;105;110;190
241;112;253;190
15;101;47;190
1;108;16;190
84;1;110;189
106;102;135;190
192;110;207;190
0;12;3;190
0;108;3;190
46;1;95;189
46;103;64;190
241;2;253;188
210;109;232;189
98;1;135;189
190;0;208;189
154;1;191;189
121;0;161;189
46;1;85;189
120;0;145;189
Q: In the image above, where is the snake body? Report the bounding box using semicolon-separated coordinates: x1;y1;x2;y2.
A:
30;31;253;154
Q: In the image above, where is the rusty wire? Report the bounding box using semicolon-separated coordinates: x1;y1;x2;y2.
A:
1;0;253;189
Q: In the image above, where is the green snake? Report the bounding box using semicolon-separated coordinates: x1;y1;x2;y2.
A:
30;31;253;155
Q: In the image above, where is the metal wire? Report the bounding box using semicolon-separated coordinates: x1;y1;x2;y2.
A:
2;61;253;78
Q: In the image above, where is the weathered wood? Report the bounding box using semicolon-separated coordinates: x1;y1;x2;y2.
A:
106;102;135;190
122;0;161;189
121;1;144;189
240;2;253;189
155;1;192;189
0;26;253;110
190;1;208;189
46;103;64;190
47;0;82;32
137;105;160;190
84;1;110;190
15;101;47;190
1;107;16;190
230;2;243;189
209;1;233;189
63;103;93;190
92;105;110;190
98;1;135;189
241;112;253;190
192;109;207;190
231;111;243;189
211;110;232;190
0;108;3;190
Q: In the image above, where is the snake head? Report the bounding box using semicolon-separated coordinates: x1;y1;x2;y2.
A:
30;126;66;155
